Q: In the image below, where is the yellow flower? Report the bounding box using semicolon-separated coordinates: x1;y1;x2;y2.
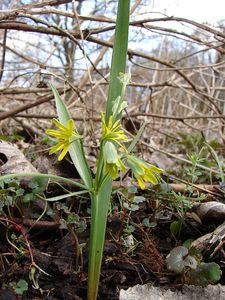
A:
103;141;126;179
126;155;163;189
101;113;127;151
45;118;81;161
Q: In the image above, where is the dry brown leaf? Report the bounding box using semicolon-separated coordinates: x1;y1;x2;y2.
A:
0;140;38;174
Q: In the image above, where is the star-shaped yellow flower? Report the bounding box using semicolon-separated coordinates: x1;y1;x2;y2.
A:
126;155;163;189
101;112;127;151
46;118;81;161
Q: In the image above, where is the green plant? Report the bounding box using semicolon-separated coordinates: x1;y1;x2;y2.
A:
205;142;225;183
11;279;28;295
185;151;206;183
0;178;24;215
44;2;162;299
177;134;225;183
0;1;162;299
166;245;222;286
177;132;205;153
169;191;205;236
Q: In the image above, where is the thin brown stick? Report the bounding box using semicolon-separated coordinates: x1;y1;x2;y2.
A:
0;30;7;82
2;112;224;120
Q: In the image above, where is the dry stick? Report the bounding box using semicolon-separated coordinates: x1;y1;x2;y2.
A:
175;78;224;119
85;36;198;92
67;0;142;141
0;217;35;264
131;113;225;120
130;16;225;40
2;82;225;95
112;181;222;198
22;14;105;82
0;21;209;92
166;175;223;198
0;17;101;82
129;55;225;72
1;8;224;61
0;15;223;126
1;17;223;114
0;29;7;82
1;112;225;121
69;5;95;109
0;8;114;24
165;183;221;195
88;37;224;119
22;0;73;9
10;217;60;229
74;0;142;94
0;42;47;69
135;24;225;55
174;43;225;64
1;8;225;41
1;12;225;51
0;88;69;121
0;87;54;94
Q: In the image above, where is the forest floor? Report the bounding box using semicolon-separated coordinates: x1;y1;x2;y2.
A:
0;134;224;300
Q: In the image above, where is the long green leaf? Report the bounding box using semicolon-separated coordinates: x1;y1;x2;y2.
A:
205;142;225;182
87;1;130;299
50;84;93;190
0;172;86;189
127;121;148;153
105;0;130;123
39;190;88;202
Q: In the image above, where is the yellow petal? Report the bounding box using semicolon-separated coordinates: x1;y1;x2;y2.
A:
148;164;163;174
58;144;70;161
137;176;145;190
143;172;158;185
101;112;107;135
108;116;113;130
52;118;68;131
67;119;74;132
115;141;127;152
118;159;126;172
112;119;121;131
49;141;66;154
109;164;119;179
45;129;67;139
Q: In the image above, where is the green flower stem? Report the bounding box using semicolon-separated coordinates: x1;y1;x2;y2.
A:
87;176;112;300
94;142;104;190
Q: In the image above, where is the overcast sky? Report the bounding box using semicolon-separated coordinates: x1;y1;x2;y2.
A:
149;0;225;24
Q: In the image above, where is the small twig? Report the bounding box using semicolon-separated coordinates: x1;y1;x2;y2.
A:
0;217;35;264
0;29;7;82
0;217;50;276
9;217;60;229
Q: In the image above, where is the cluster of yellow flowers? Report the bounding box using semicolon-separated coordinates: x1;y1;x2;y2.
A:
100;113;162;188
46;114;162;189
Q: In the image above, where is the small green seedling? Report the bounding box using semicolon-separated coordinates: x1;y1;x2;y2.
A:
12;279;28;295
166;245;222;286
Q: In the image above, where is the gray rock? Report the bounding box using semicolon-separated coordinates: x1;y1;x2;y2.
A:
119;284;225;300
